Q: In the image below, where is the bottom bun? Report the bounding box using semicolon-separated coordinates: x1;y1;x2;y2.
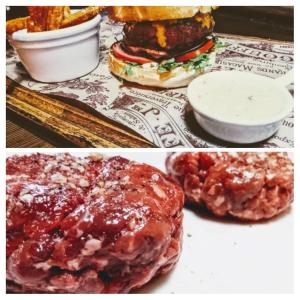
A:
108;51;216;88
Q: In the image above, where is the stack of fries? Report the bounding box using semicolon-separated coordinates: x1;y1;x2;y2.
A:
6;6;103;34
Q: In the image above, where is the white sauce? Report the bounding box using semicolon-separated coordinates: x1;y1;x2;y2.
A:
190;72;289;124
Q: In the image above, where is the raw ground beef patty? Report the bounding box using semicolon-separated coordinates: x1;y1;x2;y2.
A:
6;153;184;293
166;152;293;221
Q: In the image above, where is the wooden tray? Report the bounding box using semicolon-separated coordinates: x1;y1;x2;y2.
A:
6;78;154;148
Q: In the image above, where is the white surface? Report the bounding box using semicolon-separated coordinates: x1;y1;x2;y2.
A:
96;152;294;293
9;15;101;83
187;71;293;144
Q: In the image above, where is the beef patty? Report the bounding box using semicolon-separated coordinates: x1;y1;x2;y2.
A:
166;152;293;221
6;153;184;293
123;13;214;53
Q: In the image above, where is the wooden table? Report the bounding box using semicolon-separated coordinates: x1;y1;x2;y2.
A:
6;120;55;148
6;6;293;148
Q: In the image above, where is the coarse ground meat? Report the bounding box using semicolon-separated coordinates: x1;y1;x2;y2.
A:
166;152;230;206
166;152;293;221
6;153;184;293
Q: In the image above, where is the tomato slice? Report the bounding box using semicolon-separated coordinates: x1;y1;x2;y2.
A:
175;39;214;62
112;42;154;64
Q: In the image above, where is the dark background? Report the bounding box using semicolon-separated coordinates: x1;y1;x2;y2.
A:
6;6;294;41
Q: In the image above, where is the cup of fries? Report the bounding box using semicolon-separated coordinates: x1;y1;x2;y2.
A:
7;7;102;82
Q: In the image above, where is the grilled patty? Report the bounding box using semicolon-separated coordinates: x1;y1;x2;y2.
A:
123;13;214;53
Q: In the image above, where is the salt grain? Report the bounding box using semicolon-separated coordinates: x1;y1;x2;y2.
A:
51;173;67;184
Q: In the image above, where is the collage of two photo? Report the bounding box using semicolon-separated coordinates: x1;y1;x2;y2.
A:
5;4;295;295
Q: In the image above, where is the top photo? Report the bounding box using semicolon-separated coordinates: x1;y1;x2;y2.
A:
6;6;294;148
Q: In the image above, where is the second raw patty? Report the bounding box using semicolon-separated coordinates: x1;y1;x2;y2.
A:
166;152;293;221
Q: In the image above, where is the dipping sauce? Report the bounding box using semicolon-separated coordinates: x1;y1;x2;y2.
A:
188;71;291;125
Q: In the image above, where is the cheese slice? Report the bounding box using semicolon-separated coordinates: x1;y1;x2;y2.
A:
195;13;213;29
153;23;167;48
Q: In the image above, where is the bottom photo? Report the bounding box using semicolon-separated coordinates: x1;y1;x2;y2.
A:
6;151;294;293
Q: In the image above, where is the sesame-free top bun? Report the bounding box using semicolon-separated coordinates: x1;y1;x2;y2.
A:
109;6;218;22
108;50;216;88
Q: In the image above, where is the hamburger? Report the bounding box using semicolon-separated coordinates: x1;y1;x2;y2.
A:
108;6;218;88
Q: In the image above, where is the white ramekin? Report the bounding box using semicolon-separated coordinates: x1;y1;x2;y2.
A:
9;14;101;83
187;70;293;144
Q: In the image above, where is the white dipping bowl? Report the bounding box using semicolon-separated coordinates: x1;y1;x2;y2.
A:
187;71;293;144
9;14;101;83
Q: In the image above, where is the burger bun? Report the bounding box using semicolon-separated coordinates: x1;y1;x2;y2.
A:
109;6;218;22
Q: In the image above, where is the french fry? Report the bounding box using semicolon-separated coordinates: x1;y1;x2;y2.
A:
7;6;104;34
6;16;29;34
61;6;103;28
46;6;65;30
63;6;71;18
27;6;48;32
26;17;42;32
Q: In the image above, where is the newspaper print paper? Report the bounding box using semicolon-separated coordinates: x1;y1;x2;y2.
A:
6;16;294;148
